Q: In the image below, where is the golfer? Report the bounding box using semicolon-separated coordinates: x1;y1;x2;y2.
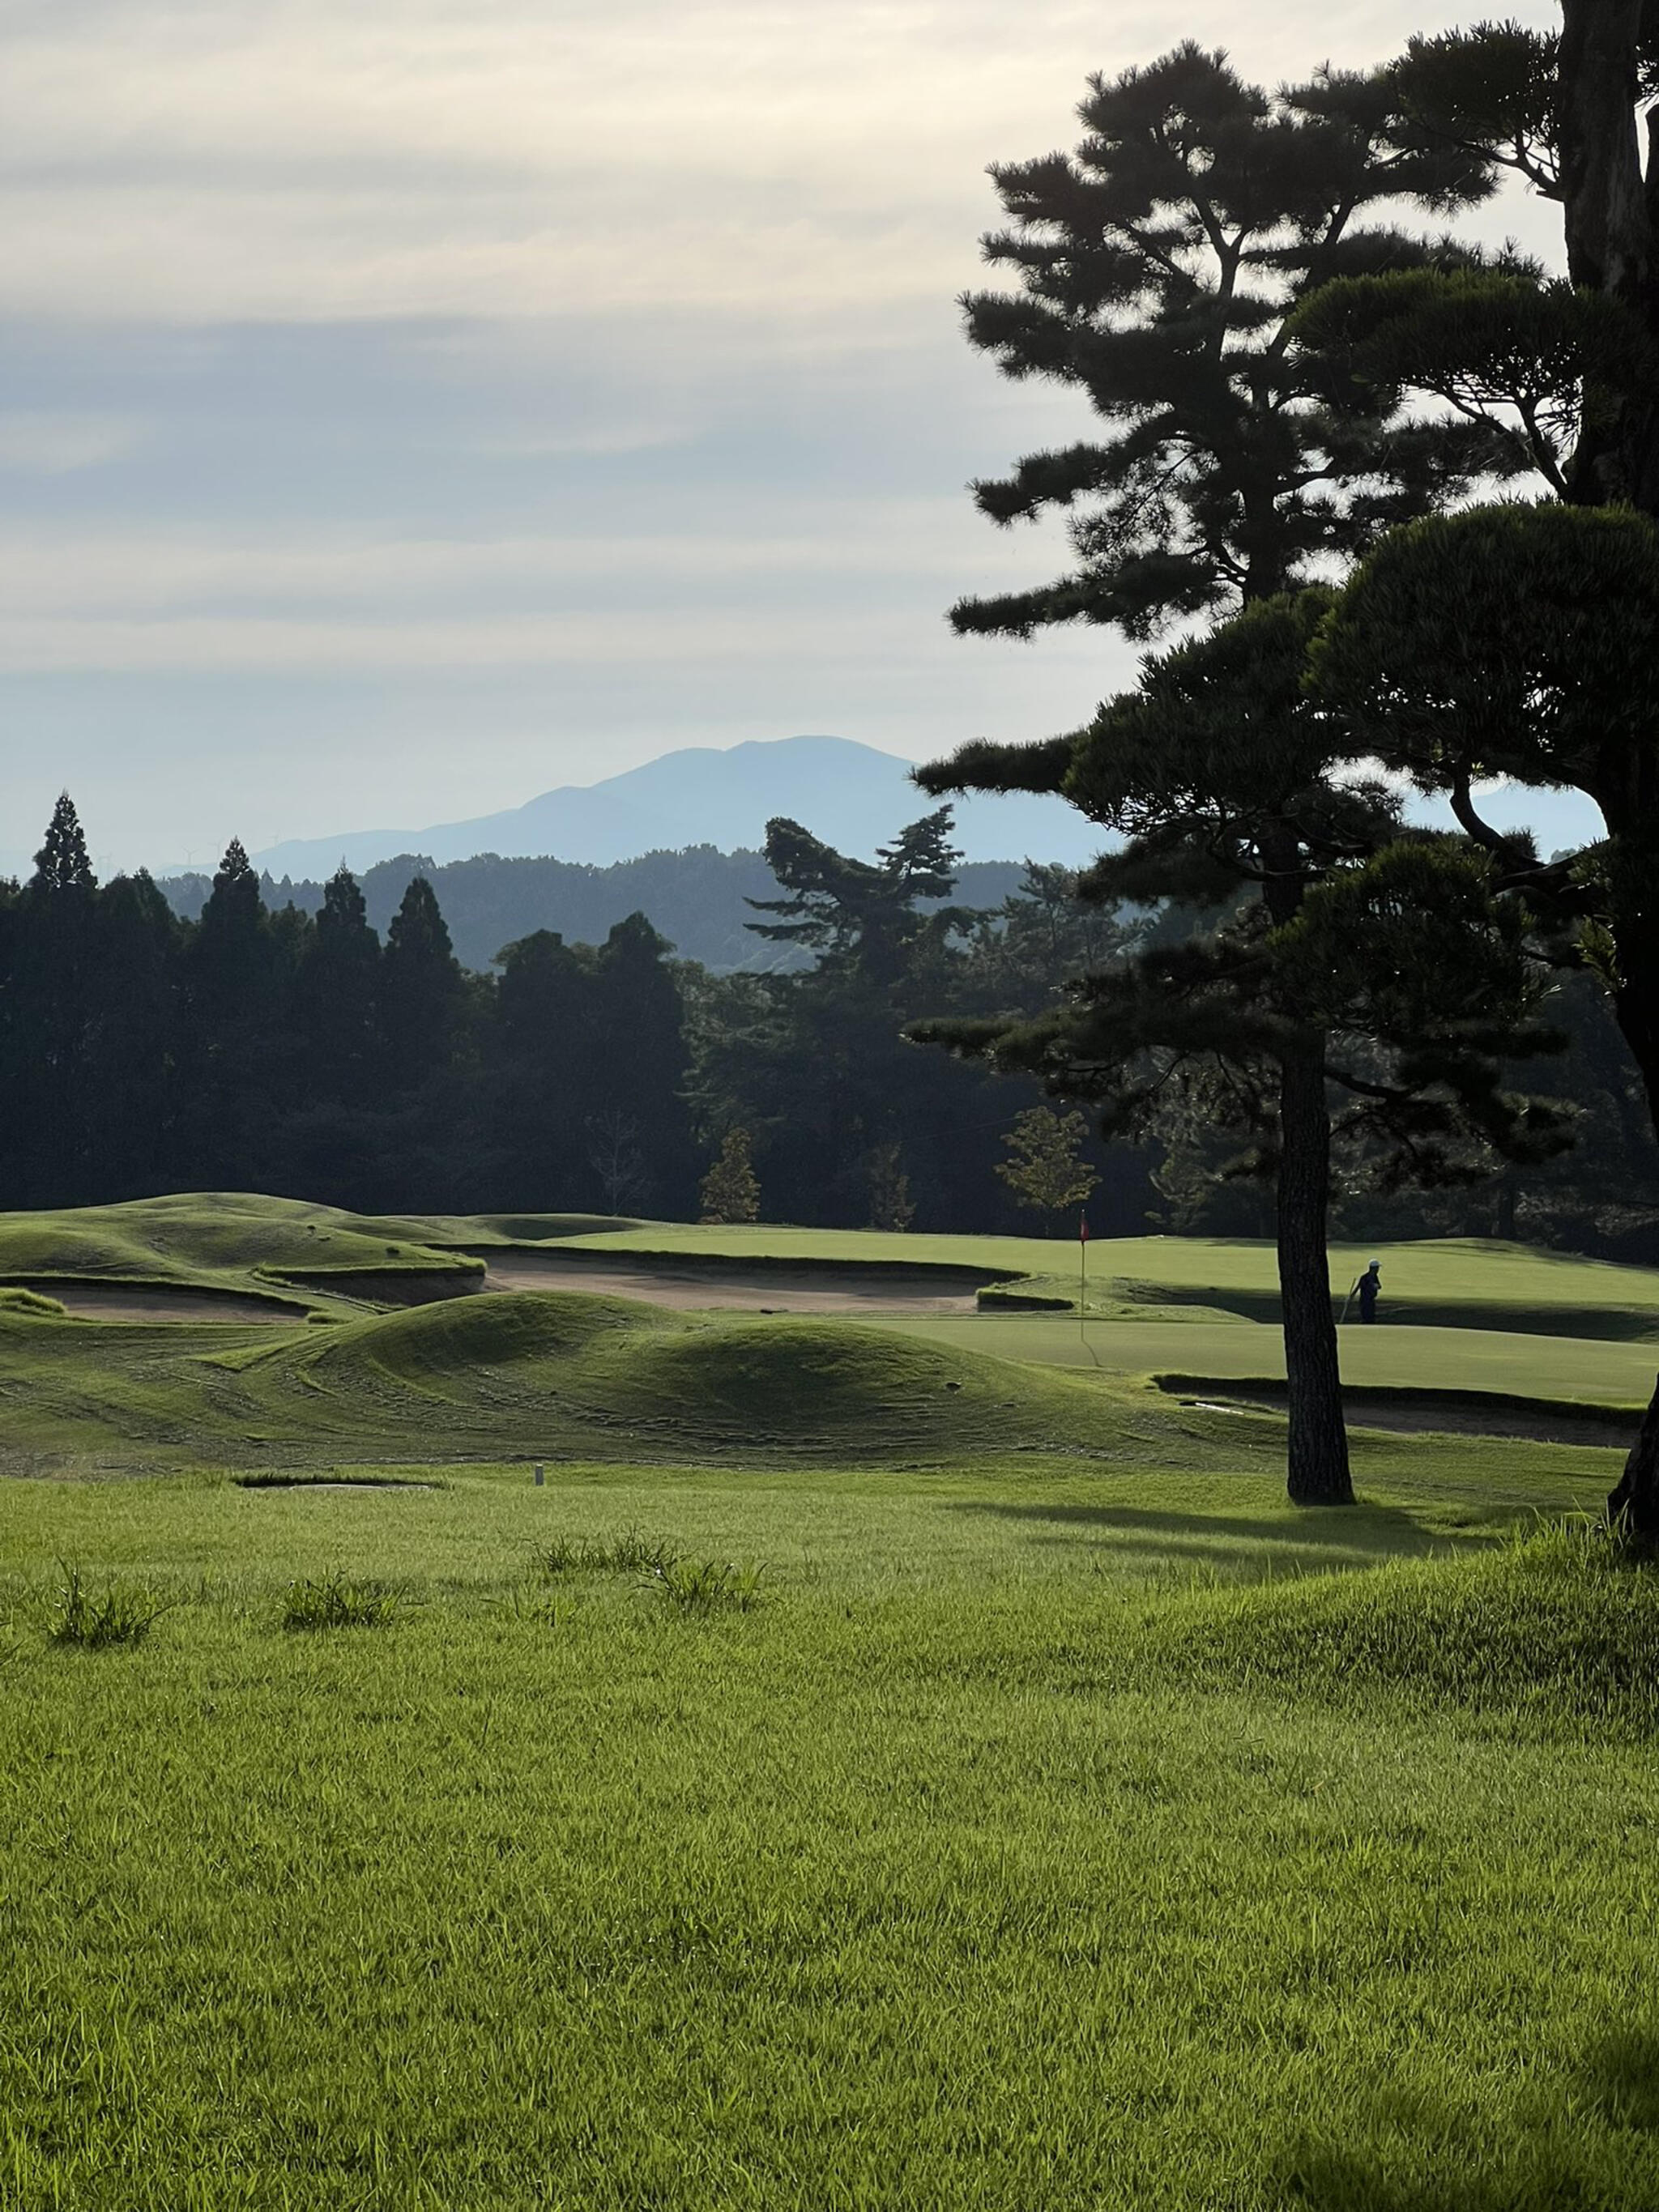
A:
1351;1259;1382;1324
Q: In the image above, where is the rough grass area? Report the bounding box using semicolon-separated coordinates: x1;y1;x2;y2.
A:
2;1455;1656;2209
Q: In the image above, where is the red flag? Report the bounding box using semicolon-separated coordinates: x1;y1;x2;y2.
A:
1079;1214;1090;1242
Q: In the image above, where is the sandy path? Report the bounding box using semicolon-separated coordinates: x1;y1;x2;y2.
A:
483;1251;982;1315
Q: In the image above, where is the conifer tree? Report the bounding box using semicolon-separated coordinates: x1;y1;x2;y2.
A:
949;45;1513;648
996;1106;1099;1229
920;595;1565;1504
864;1142;915;1232
1312;501;1659;1524
922;41;1568;1500
296;866;381;1099
31;792;96;899
700;1128;761;1224
381;876;464;1091
9;795;100;1198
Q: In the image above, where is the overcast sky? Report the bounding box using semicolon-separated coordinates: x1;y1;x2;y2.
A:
0;0;1561;876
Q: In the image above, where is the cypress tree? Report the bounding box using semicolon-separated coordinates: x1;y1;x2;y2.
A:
381;876;463;1090
32;793;96;900
295;865;381;1100
8;795;100;1200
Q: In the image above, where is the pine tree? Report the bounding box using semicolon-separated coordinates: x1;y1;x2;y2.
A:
920;595;1566;1504
924;40;1584;1501
700;1128;761;1224
1371;8;1659;514
864;1142;914;1233
996;1106;1100;1227
950;45;1512;648
1313;501;1659;1524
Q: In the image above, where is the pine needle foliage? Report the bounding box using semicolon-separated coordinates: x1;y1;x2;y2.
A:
951;43;1517;644
701;1128;761;1225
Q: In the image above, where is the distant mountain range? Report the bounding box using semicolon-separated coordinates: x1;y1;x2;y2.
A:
241;735;1107;878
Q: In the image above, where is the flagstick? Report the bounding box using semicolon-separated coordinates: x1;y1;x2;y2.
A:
1079;1213;1088;1351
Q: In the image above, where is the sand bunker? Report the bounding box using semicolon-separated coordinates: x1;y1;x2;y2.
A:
18;1281;305;1325
483;1251;985;1315
1171;1381;1636;1450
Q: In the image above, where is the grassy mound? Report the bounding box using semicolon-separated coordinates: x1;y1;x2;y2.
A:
304;1288;649;1392
0;1286;66;1318
569;1315;1141;1456
1160;1523;1659;1729
0;1194;483;1309
0;1281;1274;1470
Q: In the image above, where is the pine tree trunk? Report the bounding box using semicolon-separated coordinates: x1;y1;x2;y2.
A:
1608;1380;1659;1536
1495;1170;1518;1242
1558;0;1659;510
1277;1035;1353;1507
1606;941;1659;1532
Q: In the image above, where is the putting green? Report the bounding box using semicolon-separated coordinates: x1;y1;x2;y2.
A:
875;1313;1659;1411
546;1225;1659;1338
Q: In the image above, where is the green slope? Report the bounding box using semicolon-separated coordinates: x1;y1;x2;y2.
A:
0;1291;1265;1474
0;1193;484;1311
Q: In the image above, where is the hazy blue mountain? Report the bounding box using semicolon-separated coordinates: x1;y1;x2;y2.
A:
245;735;1107;877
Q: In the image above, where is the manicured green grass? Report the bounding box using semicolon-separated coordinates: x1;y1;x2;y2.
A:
881;1312;1659;1409
549;1221;1659;1338
3;1451;1656;2209
0;1292;1294;1474
7;1195;1659;1350
0;1192;484;1314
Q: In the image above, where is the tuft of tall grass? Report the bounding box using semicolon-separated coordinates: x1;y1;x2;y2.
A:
281;1569;403;1630
638;1554;767;1614
535;1530;766;1611
536;1529;675;1579
49;1562;170;1650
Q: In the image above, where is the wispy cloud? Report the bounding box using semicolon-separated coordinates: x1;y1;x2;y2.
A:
0;411;143;471
0;0;1563;867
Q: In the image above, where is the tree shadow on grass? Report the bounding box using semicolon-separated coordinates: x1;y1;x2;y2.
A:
952;1498;1444;1561
1274;2030;1659;2209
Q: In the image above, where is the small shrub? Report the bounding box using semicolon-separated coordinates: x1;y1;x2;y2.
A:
282;1569;402;1630
49;1562;169;1650
639;1554;767;1614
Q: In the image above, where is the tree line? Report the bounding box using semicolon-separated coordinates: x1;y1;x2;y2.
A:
160;846;1029;977
2;790;1650;1252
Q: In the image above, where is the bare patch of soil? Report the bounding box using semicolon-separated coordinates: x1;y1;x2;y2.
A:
483;1251;983;1315
235;1474;441;1491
